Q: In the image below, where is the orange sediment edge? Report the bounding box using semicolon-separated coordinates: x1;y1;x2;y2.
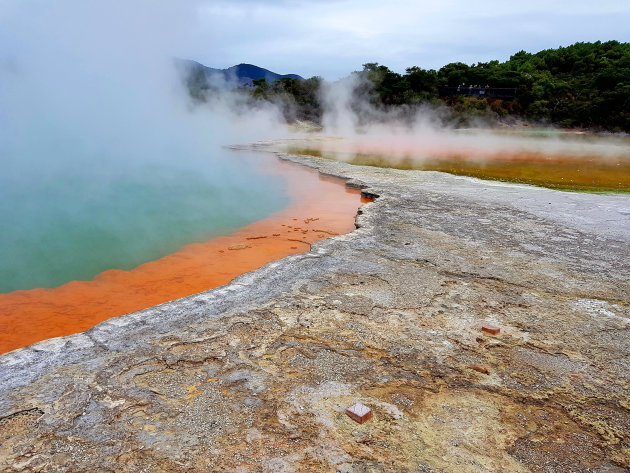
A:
0;158;372;354
285;145;630;192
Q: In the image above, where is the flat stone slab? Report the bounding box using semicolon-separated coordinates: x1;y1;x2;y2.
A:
1;147;629;472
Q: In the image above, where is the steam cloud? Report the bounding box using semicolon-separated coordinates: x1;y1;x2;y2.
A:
316;73;630;163
0;1;288;171
0;1;290;291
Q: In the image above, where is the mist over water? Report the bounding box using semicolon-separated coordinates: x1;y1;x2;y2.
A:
318;73;630;159
0;151;289;293
304;74;630;191
0;1;289;293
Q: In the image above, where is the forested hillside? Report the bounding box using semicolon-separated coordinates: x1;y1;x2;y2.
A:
247;41;630;131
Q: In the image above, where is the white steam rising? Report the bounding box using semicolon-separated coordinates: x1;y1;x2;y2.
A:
317;74;630;162
0;0;287;177
0;1;292;292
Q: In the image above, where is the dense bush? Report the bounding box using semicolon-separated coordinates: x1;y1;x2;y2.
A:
362;41;630;131
251;77;323;122
247;41;630;131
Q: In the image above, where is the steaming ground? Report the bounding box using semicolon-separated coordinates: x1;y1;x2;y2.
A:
257;74;623;192
299;74;630;191
273;129;630;192
310;127;630;161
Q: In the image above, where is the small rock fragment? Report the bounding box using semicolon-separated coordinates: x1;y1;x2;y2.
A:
481;324;501;335
469;364;490;375
346;403;372;424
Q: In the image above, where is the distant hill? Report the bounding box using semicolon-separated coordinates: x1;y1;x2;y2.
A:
224;64;303;83
175;58;303;89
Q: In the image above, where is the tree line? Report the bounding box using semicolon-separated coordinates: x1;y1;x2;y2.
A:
222;41;630;131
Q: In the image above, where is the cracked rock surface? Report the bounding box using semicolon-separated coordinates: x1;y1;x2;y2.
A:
1;149;629;472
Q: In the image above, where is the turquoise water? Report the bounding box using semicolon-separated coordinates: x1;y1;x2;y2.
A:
0;150;289;293
0;2;293;295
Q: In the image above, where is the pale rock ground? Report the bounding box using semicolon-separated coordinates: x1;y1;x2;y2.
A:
1;147;629;472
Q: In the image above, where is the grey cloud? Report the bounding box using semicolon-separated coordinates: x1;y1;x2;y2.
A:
188;0;630;78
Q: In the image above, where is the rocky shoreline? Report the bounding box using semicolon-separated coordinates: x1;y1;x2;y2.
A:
1;148;629;472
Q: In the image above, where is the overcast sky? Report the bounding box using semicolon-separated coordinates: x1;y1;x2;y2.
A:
1;1;629;81
185;0;630;79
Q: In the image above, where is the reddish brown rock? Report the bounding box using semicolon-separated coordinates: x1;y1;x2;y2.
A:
481;324;501;335
346;403;373;424
469;364;490;375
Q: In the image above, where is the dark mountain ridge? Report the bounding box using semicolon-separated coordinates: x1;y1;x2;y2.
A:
225;63;303;82
175;58;303;89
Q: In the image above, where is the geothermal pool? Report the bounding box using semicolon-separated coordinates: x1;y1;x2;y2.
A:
0;150;289;294
0;150;366;353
